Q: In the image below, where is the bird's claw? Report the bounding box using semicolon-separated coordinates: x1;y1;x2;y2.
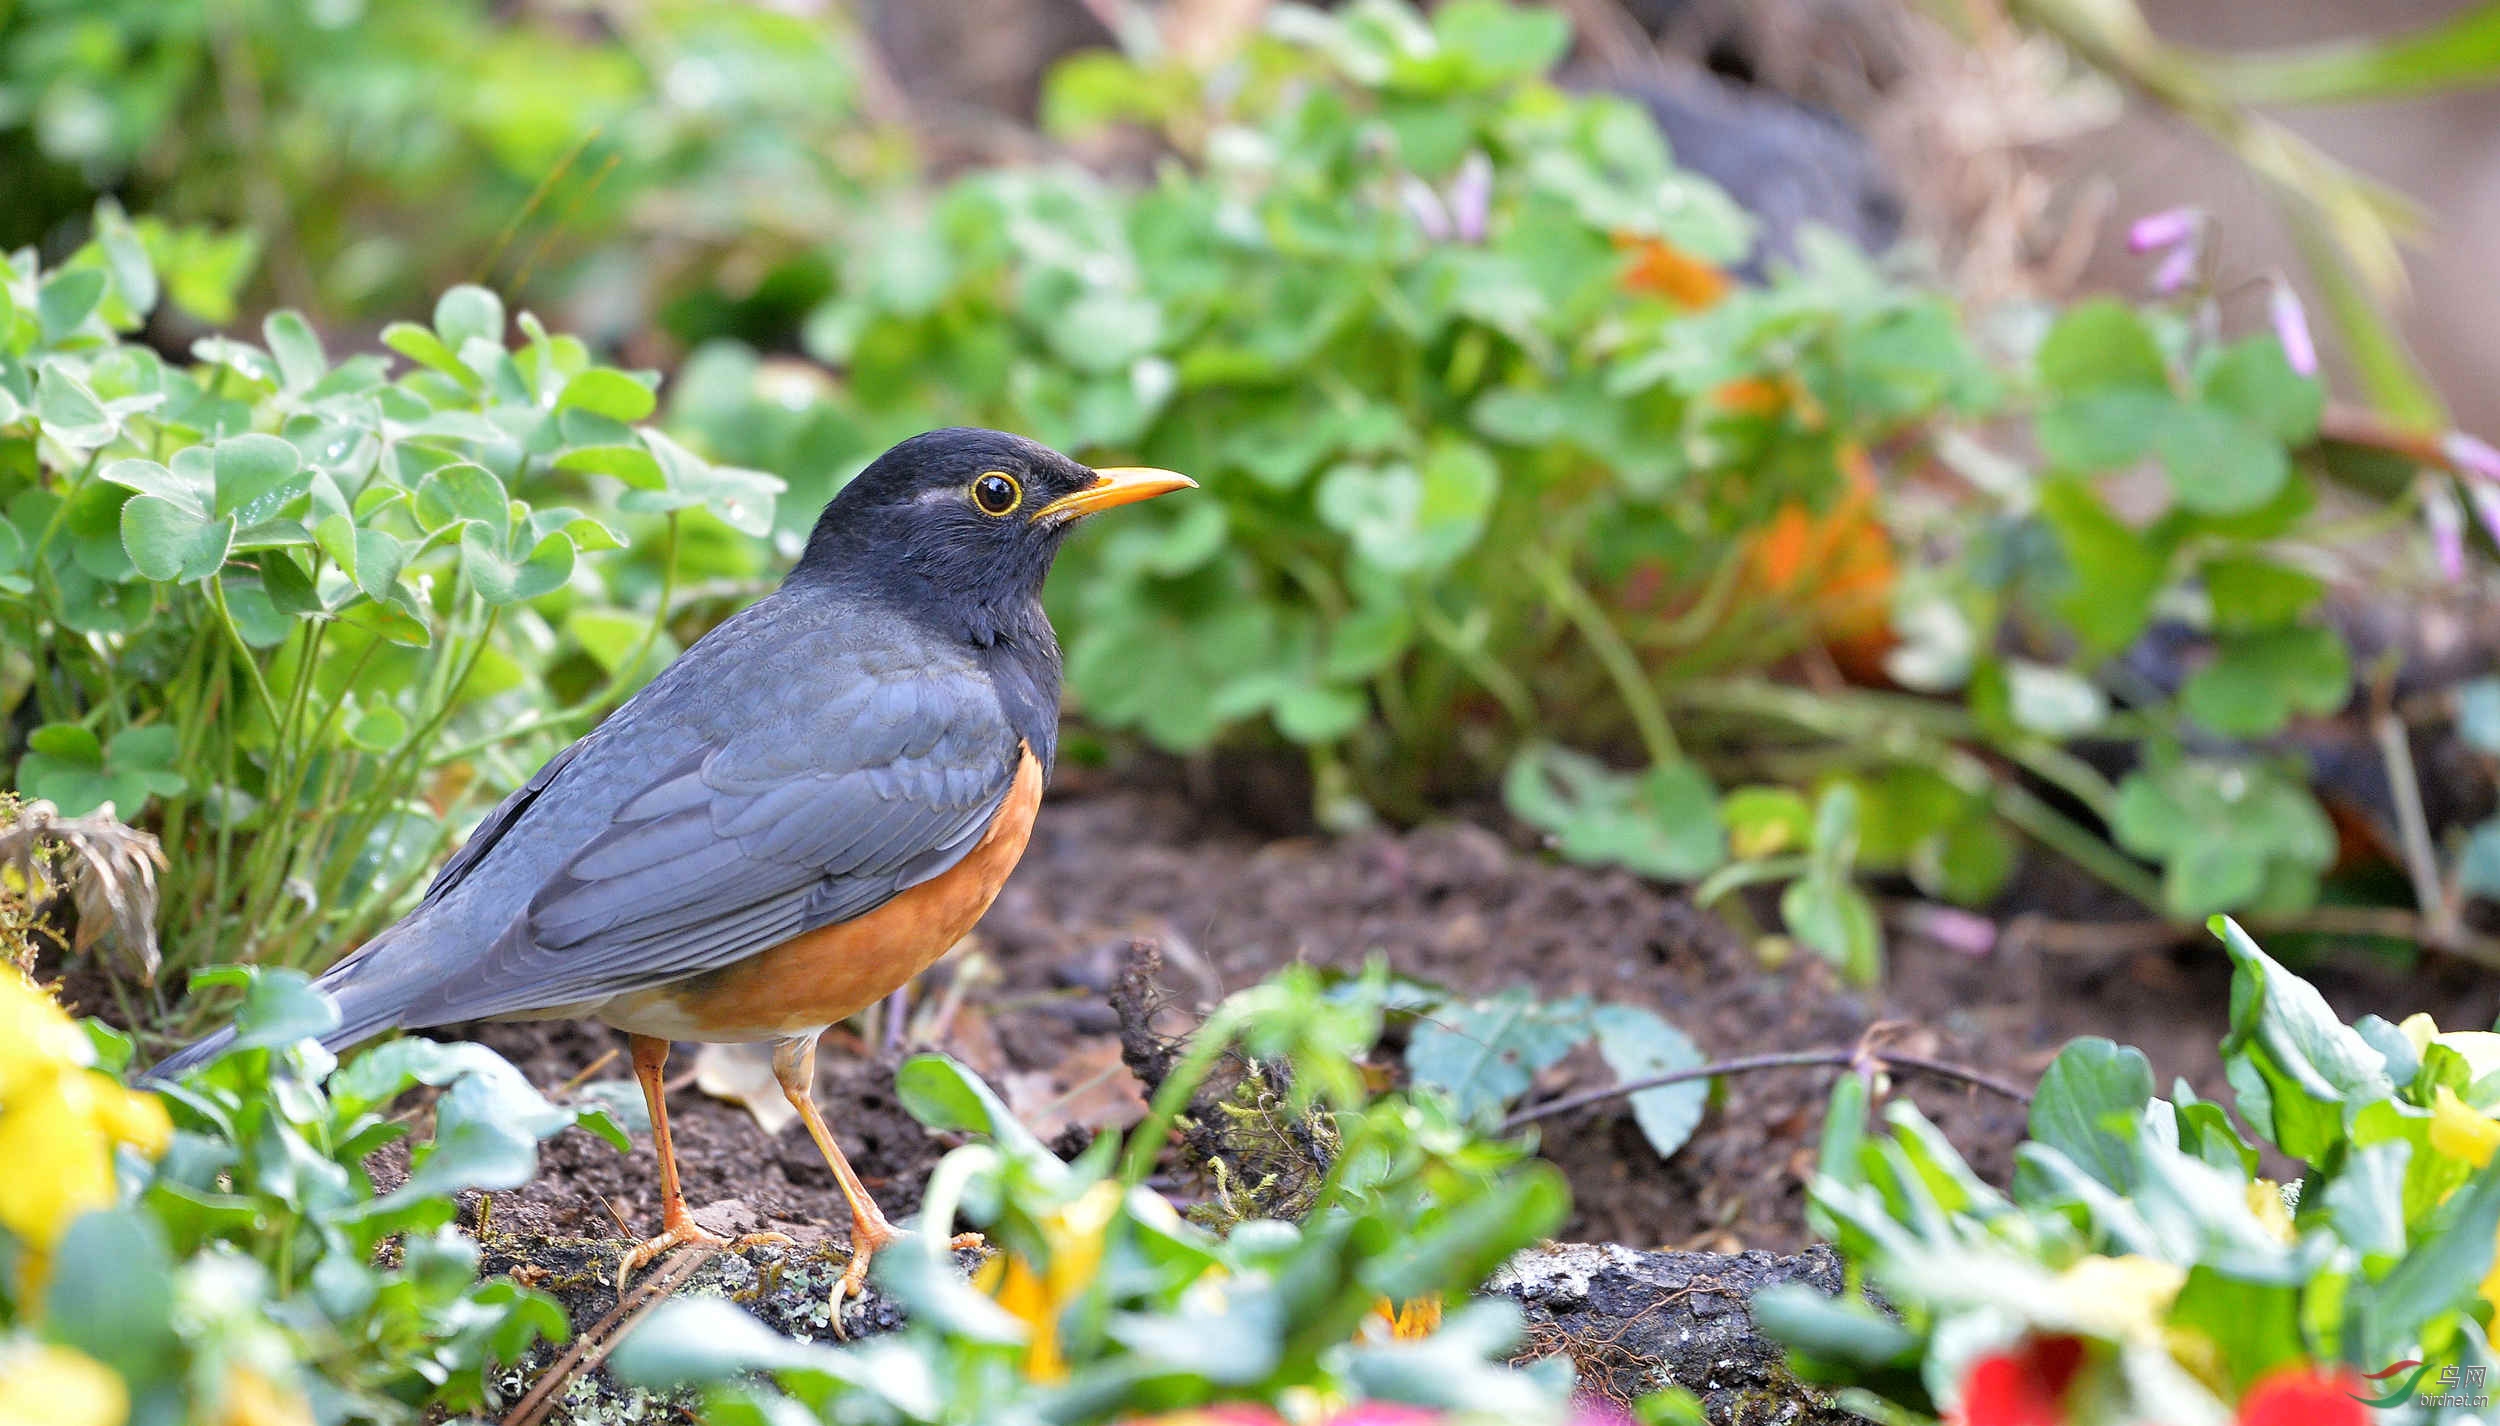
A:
830;1224;984;1301
617;1217;795;1295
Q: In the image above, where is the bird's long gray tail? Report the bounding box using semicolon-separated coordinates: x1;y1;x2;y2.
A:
140;928;418;1086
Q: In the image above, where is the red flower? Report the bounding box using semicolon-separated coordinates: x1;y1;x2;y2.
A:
2238;1367;2369;1426
1957;1335;2086;1426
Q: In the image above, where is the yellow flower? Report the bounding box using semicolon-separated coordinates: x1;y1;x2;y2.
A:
974;1180;1123;1383
2053;1253;2185;1341
212;1367;312;1426
2430;1086;2500;1170
2245;1179;2297;1243
0;1341;128;1426
2399;1014;2500;1082
0;974;170;1293
2427;1086;2500;1316
1368;1295;1443;1341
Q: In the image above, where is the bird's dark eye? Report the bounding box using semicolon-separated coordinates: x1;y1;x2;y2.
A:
972;471;1021;516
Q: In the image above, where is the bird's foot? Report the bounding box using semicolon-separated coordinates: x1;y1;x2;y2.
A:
831;1219;986;1300
617;1208;795;1293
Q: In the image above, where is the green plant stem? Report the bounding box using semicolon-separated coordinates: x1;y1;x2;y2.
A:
1991;782;2165;910
1674;678;2167;914
208;578;288;736
1411;601;1535;730
425;515;681;769
1631;551;1748;652
1523;548;1679;766
316;601;501;916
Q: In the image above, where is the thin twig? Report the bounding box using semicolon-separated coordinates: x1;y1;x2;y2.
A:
1502;1046;2031;1131
556;1048;620;1098
2371;692;2458;946
500;1243;715;1426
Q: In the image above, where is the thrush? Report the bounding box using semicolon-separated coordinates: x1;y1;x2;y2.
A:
151;428;1195;1296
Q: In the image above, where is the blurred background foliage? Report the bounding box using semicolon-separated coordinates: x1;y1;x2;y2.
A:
7;0;2500;1009
0;0;898;334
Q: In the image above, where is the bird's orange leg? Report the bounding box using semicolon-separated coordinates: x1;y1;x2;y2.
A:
616;1034;792;1290
773;1032;982;1298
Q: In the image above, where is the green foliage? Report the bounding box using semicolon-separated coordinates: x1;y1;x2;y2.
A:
1399;984;1707;1160
658;0;2377;941
1700;780;1888;985
2;970;613;1423
1765;918;2500;1423
0;222;778;1009
611;967;1610;1424
0;0;887;328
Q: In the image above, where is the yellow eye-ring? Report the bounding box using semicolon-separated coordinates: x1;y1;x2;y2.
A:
972;471;1021;516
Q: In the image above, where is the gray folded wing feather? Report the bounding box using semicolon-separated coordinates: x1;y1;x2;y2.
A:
380;648;1021;1026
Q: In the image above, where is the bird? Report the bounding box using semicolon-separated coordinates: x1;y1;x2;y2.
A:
148;428;1196;1297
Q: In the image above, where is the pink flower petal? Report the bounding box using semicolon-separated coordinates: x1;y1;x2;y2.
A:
2150;240;2200;295
2126;206;2201;254
1901;903;1999;957
2425;478;2467;581
2269;280;2318;377
1400;176;1452;242
2443;430;2500;485
2470;481;2500;551
1448;151;1492;245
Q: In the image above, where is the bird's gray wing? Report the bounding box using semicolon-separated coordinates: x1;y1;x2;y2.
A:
392;656;1021;1025
417;736;589;908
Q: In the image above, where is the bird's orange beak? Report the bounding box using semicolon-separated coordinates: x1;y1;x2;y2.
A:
1034;467;1197;521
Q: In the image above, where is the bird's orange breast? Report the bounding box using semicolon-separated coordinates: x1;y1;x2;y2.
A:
610;744;1043;1041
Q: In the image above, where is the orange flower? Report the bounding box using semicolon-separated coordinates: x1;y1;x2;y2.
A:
1618;236;1731;308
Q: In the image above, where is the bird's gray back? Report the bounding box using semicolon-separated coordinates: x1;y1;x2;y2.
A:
317;588;1017;1034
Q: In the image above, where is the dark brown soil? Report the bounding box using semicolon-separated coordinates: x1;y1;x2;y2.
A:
450;779;2500;1263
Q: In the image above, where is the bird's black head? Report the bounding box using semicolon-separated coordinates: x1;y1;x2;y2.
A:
789;427;1193;645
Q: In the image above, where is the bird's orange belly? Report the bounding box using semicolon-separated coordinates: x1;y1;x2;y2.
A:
599;746;1043;1042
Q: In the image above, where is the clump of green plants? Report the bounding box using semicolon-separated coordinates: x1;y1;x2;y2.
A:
1;215;779;1023
666;0;2442;979
1759;917;2500;1424
0;0;890;331
0;965;610;1424
610;964;1704;1425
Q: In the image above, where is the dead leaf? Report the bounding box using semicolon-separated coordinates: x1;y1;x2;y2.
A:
999;1038;1148;1142
691;1041;797;1136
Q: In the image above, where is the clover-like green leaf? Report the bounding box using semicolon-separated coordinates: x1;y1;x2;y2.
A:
1405;986;1591;1122
2179;625;2350;737
1504;743;1725;881
121;493;233;583
2036;300;2169;394
414;462;511;537
381;319;476;389
459;523;573;606
555;367;658;423
1781;873;1883;986
2113;755;2334;917
262;310;327;392
432;284;506;353
2154;399;2288;514
2198;336;2322;446
35;359;117;449
212;432;308;523
1590;1003;1707;1160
